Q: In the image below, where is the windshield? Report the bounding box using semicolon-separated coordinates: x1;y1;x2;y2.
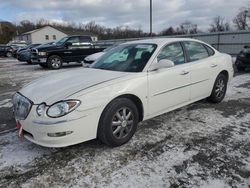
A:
91;43;157;72
56;37;69;45
103;44;119;52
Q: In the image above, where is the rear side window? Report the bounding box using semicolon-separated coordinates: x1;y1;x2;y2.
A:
204;45;215;56
157;42;185;65
183;41;209;62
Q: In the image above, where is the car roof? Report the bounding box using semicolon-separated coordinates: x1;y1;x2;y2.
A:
123;37;202;46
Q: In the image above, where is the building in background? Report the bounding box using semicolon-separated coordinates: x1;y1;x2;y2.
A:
12;26;67;44
12;25;98;44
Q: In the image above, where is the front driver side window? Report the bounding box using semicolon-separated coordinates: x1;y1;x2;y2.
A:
157;42;185;65
67;37;80;47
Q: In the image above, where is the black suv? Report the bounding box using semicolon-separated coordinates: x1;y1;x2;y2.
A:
31;35;105;69
235;45;250;71
0;45;14;57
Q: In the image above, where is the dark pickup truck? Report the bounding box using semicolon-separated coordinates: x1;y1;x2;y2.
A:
31;35;105;69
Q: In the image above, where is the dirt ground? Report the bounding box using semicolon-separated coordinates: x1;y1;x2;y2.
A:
0;58;249;188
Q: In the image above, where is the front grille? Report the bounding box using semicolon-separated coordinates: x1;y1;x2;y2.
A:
13;93;32;120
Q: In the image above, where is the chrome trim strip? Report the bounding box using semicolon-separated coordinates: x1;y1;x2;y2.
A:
153;79;209;97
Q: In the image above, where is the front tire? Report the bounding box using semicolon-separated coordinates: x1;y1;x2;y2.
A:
48;55;62;69
6;52;12;58
98;98;139;147
208;73;227;103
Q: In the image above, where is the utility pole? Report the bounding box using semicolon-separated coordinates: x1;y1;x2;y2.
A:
150;0;152;36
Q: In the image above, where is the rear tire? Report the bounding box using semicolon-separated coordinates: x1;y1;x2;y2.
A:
48;55;62;69
207;73;227;103
98;98;139;147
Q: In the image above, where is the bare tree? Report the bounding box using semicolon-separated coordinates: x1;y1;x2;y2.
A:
159;27;175;36
209;16;230;32
233;7;250;30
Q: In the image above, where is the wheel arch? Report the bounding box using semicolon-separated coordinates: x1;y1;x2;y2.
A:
115;94;144;122
219;70;229;82
100;93;144;123
47;53;62;60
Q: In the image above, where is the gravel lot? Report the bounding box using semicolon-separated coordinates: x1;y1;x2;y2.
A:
0;58;250;188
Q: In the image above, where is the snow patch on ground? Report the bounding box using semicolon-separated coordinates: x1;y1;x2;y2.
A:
0;99;13;108
226;74;250;100
0;132;51;169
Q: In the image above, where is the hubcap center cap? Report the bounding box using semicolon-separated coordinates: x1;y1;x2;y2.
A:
121;120;127;127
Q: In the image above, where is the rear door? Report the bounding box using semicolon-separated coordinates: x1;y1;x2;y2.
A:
182;41;213;101
147;42;191;116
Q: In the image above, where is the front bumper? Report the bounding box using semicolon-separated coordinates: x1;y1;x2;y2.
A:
17;54;31;62
236;56;250;67
31;56;47;64
18;104;102;147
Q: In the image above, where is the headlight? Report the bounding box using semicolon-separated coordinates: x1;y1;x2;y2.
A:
38;51;47;56
36;103;46;116
46;100;81;118
13;93;32;120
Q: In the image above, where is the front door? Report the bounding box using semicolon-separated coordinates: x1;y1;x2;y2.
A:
147;42;190;116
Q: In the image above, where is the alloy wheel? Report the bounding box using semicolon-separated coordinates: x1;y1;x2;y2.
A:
111;107;134;139
51;58;61;68
215;78;225;99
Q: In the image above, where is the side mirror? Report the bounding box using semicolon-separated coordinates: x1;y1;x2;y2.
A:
64;42;72;48
149;59;175;71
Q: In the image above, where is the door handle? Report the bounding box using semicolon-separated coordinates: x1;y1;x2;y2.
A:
64;52;72;54
211;64;218;68
180;70;189;75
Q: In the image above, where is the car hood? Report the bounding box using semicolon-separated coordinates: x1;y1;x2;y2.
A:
85;52;105;61
35;44;60;52
19;68;129;105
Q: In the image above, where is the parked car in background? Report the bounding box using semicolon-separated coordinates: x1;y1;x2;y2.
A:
13;38;233;148
0;45;14;57
31;35;105;69
235;45;250;71
83;44;119;64
16;44;41;64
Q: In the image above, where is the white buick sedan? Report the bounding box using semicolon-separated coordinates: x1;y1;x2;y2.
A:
13;38;234;147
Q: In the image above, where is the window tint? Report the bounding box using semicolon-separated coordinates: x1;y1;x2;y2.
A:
157;42;185;65
184;41;209;61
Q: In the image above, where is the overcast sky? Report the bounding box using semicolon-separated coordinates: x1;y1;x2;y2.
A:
0;0;249;33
